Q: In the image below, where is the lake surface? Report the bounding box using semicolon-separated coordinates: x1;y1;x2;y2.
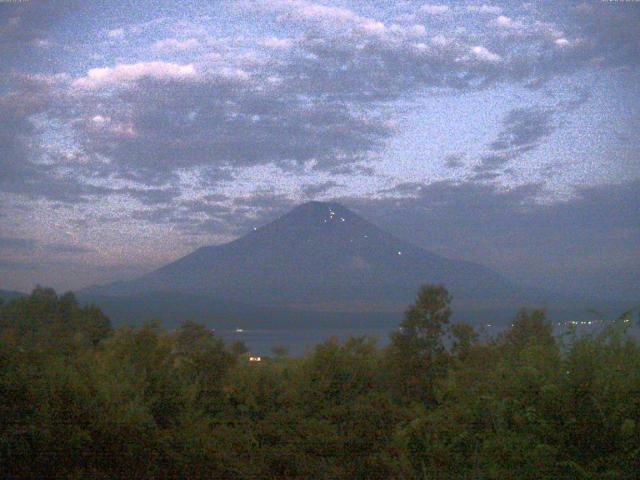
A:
214;319;639;357
216;326;394;356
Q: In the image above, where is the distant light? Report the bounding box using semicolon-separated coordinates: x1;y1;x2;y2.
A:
249;356;261;362
340;217;345;222
397;251;402;255
363;235;368;238
235;328;244;333
253;227;257;231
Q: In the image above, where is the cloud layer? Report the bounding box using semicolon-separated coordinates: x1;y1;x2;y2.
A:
0;0;638;295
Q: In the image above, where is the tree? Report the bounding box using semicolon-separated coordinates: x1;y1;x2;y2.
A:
230;340;248;356
387;284;452;404
450;322;478;360
0;287;112;350
271;345;289;359
503;309;554;350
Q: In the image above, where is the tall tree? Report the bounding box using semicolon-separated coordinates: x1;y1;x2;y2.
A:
387;284;452;404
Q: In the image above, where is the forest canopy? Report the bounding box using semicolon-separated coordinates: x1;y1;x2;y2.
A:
1;286;639;479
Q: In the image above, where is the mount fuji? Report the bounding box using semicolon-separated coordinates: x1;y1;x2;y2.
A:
82;201;531;317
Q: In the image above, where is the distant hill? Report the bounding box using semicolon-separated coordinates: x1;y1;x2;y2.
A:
0;289;26;303
83;201;538;313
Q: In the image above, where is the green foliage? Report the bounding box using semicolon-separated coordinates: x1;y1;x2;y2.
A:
386;285;453;404
0;286;111;350
0;285;638;479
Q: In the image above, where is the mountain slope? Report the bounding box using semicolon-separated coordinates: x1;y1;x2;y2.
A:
84;201;528;310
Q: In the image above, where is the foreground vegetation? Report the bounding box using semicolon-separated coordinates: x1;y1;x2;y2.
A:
1;286;639;479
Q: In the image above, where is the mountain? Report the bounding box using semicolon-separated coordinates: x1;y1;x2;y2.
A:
0;289;26;303
83;201;531;313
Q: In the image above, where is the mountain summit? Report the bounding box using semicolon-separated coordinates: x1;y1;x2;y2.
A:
84;201;522;310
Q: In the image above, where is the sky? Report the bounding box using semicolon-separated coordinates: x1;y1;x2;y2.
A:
0;0;638;301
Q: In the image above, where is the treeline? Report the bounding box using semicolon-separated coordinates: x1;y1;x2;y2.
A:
0;286;639;479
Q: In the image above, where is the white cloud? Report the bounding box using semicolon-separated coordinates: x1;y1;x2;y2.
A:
215;67;250;81
110;123;137;138
152;38;201;53
554;37;571;48
72;61;197;90
407;24;426;37
279;1;358;23
420;4;450;15
259;37;294;49
430;34;451;47
269;0;389;37
493;15;523;30
387;23;409;36
31;38;52;49
107;28;124;39
467;5;503;15
394;13;416;23
470;45;502;62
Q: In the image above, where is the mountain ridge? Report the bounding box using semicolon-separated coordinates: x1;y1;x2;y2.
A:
82;200;531;311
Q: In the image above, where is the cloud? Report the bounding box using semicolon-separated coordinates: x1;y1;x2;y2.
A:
71;61;197;90
30;38;53;49
301;181;340;198
567;2;640;68
46;243;94;254
492;15;523;30
68;70;394;185
420;5;450;16
470;46;502;63
346;179;640;301
107;28;124;39
474;152;511;173
152;38;201;54
473;106;558;174
474;85;592;176
258;37;294;49
444;153;465;169
0;0;636;213
109;187;181;206
271;0;367;26
0;78;183;206
130;206;194;225
467;5;503;15
0;1;79;66
1;1;636;295
125;189;296;240
0;259;39;271
489;107;555;151
177;191;296;237
0;236;37;252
